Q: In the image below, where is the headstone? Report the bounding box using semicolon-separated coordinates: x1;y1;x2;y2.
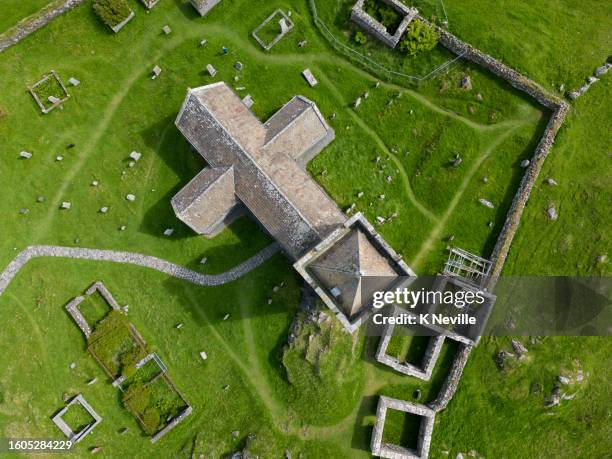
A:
587;76;598;84
302;69;318;87
162;25;172;35
460;75;472;90
152;65;162;79
478;198;495;209
91;446;101;454
206;64;217;77
200;257;208;264
547;206;558;220
69;362;76;369
19;208;29;215
126;194;136;202
87;377;98;385
279;18;290;34
119;427;129;435
100;207;108;213
222;46;229;55
200;39;208;47
19;151;33;159
363;91;369;99
298;40;307;48
354;97;362;108
520;159;530;168
48;95;61;104
595;64;610;77
234;61;243;71
231;430;239;438
37;196;45;203
176;323;183;329
61;201;72;210
129;151;141;161
545;177;558;186
119;225;127;231
128;161;135;168
56;155;63;161
200;351;208;360
242;94;254;109
68;77;80;86
557;375;570;385
379;194;385;200
223;313;230;321
163;228;174;236
91;180;99;186
357;191;364;198
376;216;385;224
475;93;483;101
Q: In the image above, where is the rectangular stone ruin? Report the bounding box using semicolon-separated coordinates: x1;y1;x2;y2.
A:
65;281;121;338
376;311;445;381
371;396;435;459
28;71;70;114
190;0;221;16
252;9;294;51
350;0;418;48
52;394;102;443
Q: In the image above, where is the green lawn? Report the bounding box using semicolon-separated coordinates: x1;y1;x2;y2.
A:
0;0;609;457
0;0;53;35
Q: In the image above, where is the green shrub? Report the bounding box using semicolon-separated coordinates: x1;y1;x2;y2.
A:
93;0;132;28
354;31;367;45
398;20;439;56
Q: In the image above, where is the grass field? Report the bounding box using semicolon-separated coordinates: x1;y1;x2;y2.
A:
0;0;610;457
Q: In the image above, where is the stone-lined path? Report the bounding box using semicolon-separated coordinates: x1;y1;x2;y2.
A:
0;243;280;297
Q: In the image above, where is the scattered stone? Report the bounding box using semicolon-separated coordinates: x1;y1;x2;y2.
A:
363;91;369;99
267;298;272;305
468;105;476;114
488;221;494;227
447;235;455;242
128;161;135;168
596;254;607;264
511;339;528;355
285;450;292;459
19;150;33;159
456;453;464;459
451;154;462;167
68;77;80;86
69;362;76;369
557;375;571;385
298;40;307;48
357;191;364;198
19;208;29;215
129;151;141;161
547;205;558;220
478;198;495;209
151;65;162;79
273;286;280;293
460;75;472;90
559;83;565;92
520;159;530;168
375;216;385;224
87;377;97;385
48;95;61;104
468;451;478;458
37;196;45;203
475;93;483;101
162;25;172;35
482;176;488;183
595;63;610;77
61;201;72;210
587;76;598;84
232;430;239;439
386;175;392;182
494;350;514;369
545;177;558;186
163;228;174;236
200;351;208;360
99;207;109;214
223;313;230;321
302;68;318;87
126;194;136;202
206;64;217;77
378;194;385;200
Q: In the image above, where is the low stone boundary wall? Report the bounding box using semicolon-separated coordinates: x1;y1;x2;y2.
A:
428;343;472;412
488;104;569;281
0;0;85;53
151;405;193;443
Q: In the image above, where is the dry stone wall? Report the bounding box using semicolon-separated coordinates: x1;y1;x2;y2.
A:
0;0;85;53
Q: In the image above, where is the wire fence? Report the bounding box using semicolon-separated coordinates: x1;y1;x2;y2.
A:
310;0;464;83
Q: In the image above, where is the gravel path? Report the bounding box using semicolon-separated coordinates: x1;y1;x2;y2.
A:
0;243;280;297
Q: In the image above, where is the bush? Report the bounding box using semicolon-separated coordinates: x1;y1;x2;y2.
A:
93;0;132;28
354;31;367;45
399;20;439;56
